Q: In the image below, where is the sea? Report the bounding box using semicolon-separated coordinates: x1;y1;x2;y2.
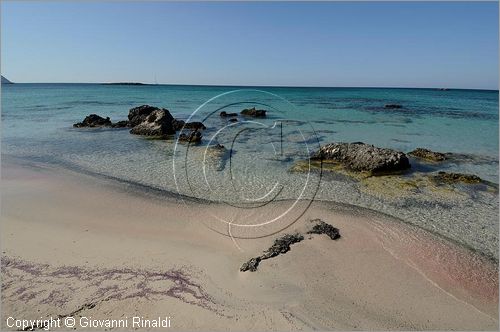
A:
2;84;499;258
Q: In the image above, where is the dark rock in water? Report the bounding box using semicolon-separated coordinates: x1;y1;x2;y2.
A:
73;114;112;128
409;148;447;162
129;108;175;137
307;220;340;240
183;121;206;130
172;119;206;131
311;142;410;174
229;118;238;123
178;130;202;143
220;111;238;117
432;171;482;184
74;114;129;129
172;119;185;131
240;257;261;272
384;104;403;109
201;143;228;171
128;105;166;127
111;120;129;128
261;234;304;259
241;107;267;117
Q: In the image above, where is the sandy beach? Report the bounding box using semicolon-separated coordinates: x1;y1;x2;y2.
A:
1;158;497;330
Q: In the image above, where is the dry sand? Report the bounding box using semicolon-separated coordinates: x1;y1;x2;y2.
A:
1;160;498;330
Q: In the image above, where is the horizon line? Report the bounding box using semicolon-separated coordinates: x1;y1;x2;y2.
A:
2;81;498;91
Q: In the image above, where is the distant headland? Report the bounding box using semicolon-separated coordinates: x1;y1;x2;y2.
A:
1;75;13;84
101;82;151;86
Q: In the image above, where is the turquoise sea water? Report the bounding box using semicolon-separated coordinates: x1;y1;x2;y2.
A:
1;84;499;258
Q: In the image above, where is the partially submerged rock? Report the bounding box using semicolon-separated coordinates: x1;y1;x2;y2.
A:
203;144;229;171
183;121;206;130
307;220;341;240
178;130;202;143
241;107;267;117
385;104;403;109
129;108;175;137
432;171;482;184
128;105;162;127
172;119;185;131
220;111;238;117
409;148;447;162
172;119;206;131
311;142;410;174
111;120;129;128
73;114;112;128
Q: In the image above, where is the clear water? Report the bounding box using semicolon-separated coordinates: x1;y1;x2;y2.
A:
2;84;499;258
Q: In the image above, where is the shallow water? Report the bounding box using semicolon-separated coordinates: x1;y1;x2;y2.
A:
1;84;498;259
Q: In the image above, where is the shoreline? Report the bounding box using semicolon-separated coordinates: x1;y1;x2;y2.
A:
3;154;498;263
1;158;498;330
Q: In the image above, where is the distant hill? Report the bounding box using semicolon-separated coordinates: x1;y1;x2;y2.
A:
1;75;13;84
102;82;150;86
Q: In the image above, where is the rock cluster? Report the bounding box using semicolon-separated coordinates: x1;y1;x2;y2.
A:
311;142;410;174
73;105;206;140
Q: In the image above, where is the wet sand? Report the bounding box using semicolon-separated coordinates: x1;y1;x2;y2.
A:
1;160;498;330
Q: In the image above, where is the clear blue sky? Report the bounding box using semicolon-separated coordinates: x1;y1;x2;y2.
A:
1;1;498;89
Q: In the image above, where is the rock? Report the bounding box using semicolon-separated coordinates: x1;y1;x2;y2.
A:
240;233;304;272
241;107;267;117
229;118;238;123
311;142;411;174
384;104;403;109
260;234;304;259
409;148;446;162
432;171;482;184
172;119;185;131
240;257;261;272
172;119;206;131
128;105;165;127
73;114;112;128
129;108;175;137
307;220;340;240
220;111;238;117
111;120;129;128
183;122;206;130
178;130;202;143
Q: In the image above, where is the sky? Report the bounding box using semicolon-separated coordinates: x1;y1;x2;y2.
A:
1;2;498;89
